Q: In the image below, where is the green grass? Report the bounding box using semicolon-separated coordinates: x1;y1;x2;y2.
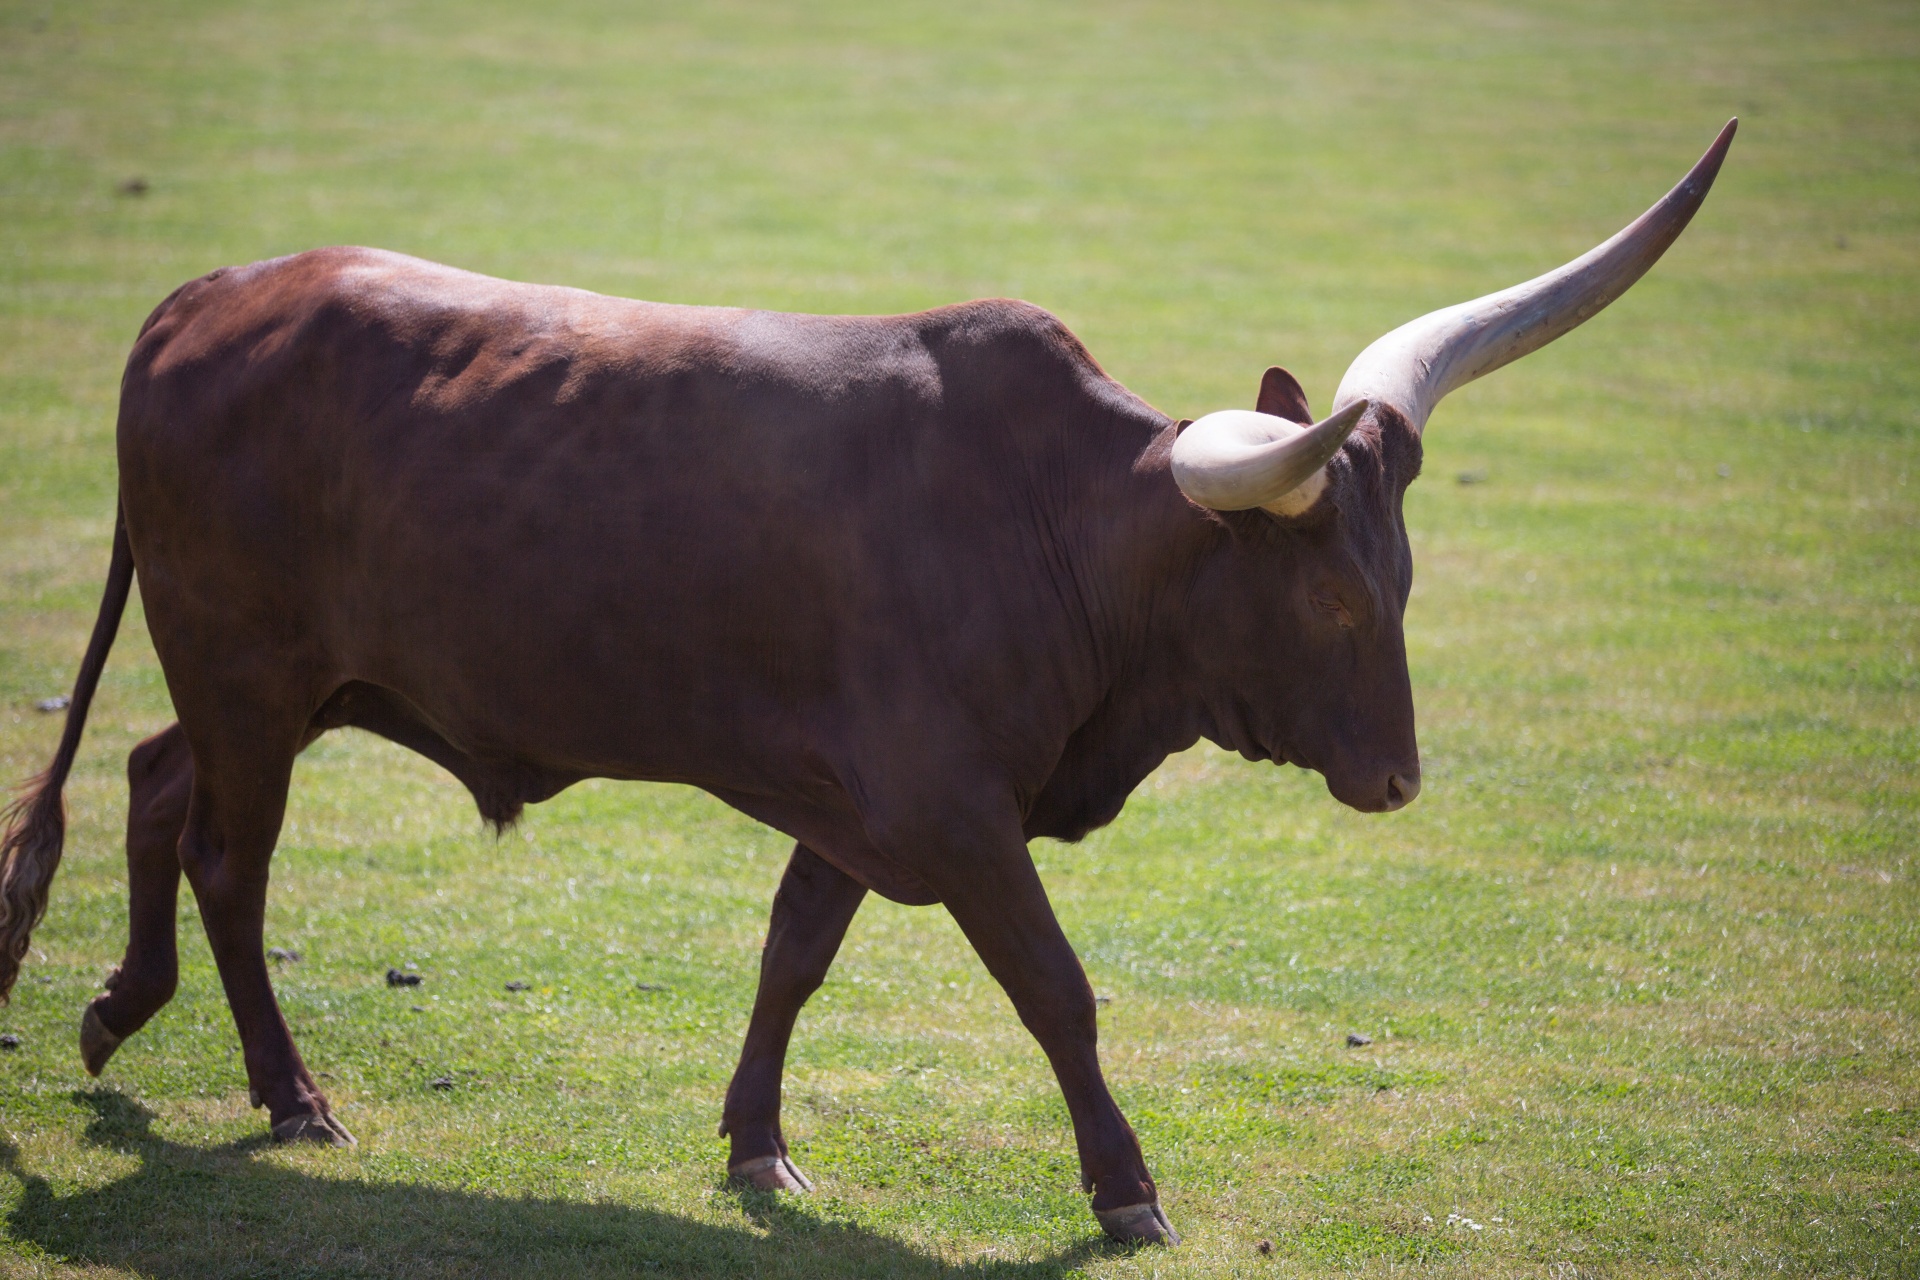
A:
2;0;1916;1275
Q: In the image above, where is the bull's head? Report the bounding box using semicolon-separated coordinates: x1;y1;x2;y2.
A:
1173;121;1735;812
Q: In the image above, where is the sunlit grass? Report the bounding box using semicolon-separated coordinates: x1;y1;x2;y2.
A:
1;0;1915;1275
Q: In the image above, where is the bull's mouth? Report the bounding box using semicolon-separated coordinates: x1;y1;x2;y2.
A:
1212;720;1419;815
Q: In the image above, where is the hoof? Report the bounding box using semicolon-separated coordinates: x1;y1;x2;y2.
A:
728;1153;813;1192
1095;1200;1181;1246
79;1004;123;1078
271;1112;356;1147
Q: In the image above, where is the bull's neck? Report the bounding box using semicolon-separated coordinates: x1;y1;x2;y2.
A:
1055;412;1218;743
1013;412;1219;837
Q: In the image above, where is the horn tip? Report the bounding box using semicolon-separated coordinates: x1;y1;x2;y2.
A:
1676;119;1739;202
1703;118;1738;166
1323;397;1370;435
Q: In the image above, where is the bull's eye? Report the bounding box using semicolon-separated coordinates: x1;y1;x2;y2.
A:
1311;594;1355;629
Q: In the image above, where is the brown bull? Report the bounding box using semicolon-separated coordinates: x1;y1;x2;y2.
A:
1;122;1732;1244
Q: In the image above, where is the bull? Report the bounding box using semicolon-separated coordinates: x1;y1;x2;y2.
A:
0;122;1732;1243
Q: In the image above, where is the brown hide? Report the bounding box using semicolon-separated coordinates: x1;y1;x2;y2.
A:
115;248;1418;901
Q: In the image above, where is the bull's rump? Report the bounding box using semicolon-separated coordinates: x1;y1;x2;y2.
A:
113;248;1122;794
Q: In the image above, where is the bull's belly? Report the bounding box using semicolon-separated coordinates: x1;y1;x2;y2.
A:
319;671;943;907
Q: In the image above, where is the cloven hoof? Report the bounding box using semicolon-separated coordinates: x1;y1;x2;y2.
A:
79;1003;123;1077
271;1112;357;1147
1095;1201;1181;1246
727;1153;814;1193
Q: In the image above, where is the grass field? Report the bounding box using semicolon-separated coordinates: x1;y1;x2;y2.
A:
2;0;1917;1275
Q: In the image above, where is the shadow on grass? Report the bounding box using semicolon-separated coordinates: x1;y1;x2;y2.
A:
3;1090;1111;1278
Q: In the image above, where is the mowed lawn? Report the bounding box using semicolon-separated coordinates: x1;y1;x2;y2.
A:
1;1;1916;1276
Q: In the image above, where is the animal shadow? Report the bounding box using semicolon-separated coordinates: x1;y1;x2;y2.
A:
1;1090;1107;1279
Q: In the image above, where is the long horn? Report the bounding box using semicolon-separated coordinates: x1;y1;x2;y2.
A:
1333;119;1736;434
1172;399;1369;512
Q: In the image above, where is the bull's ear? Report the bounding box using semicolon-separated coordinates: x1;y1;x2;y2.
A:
1256;366;1311;423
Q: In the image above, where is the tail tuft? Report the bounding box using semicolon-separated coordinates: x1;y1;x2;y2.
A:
0;777;67;1004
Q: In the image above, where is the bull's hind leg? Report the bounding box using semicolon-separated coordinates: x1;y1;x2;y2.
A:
172;700;352;1145
81;723;192;1075
720;843;866;1190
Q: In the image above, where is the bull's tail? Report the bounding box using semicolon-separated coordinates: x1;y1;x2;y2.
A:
0;505;135;1003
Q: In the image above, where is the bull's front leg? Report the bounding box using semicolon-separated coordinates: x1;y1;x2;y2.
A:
720;842;866;1191
885;795;1179;1246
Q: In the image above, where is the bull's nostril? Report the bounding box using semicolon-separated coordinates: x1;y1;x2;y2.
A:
1385;772;1421;809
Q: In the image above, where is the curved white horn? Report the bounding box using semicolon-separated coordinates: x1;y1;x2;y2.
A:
1172;399;1369;513
1334;119;1736;434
